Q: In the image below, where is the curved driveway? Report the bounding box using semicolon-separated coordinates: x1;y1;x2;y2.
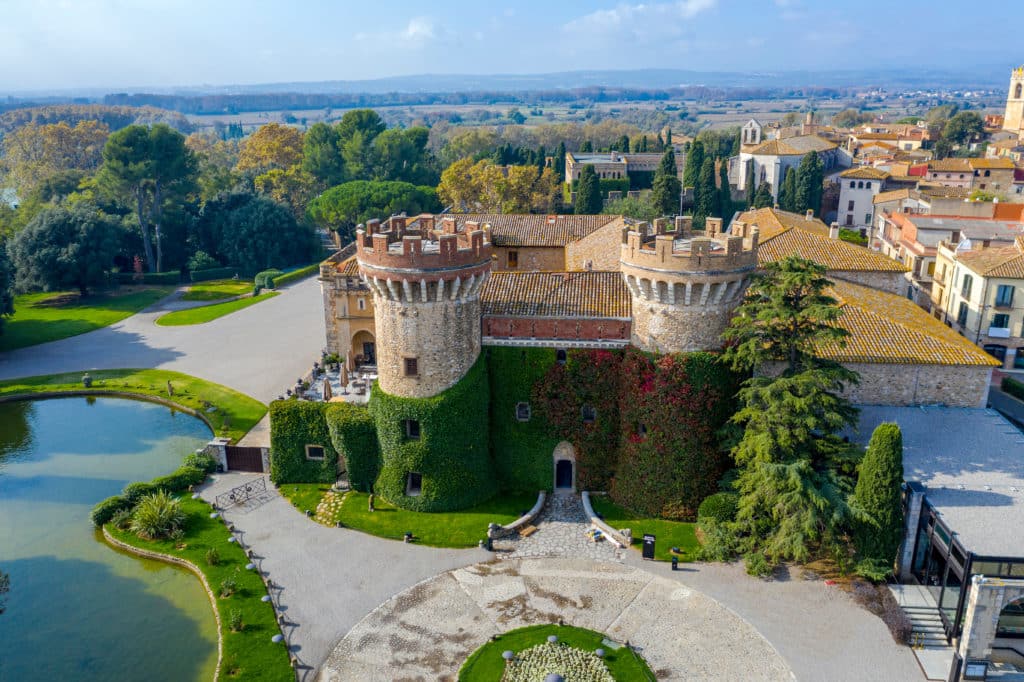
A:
0;277;325;403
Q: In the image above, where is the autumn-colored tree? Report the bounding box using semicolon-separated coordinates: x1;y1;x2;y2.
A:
254;166;317;221
235;123;304;174
1;120;109;197
437;158;559;213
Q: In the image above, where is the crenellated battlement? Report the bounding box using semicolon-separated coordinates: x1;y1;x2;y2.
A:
355;214;493;281
620;216;759;274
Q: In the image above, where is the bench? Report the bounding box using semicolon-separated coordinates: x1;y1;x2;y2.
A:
519;525;538;538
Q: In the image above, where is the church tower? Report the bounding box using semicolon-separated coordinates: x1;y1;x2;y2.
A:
1004;66;1024;136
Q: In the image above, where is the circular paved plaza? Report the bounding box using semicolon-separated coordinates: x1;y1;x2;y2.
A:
319;558;793;681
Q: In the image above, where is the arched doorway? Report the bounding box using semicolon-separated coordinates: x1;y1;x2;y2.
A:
997;598;1024;638
351;330;376;369
552;441;575;491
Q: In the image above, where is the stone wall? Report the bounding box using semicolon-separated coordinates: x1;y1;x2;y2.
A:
492;245;565;271
374;296;482;398
959;576;1024;667
566;221;627;272
831;269;907;296
630;298;738;352
482;316;630;342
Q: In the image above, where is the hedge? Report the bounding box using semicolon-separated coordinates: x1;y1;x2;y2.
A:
697;492;739;524
272;263;320;288
486;347;561;493
254;269;284;291
368;356;496;512
115;271;182;285
268;400;339;484
92;464;209;527
1003;376;1024;401
325;401;380;492
91;495;132;526
189;266;240;282
151;465;207;492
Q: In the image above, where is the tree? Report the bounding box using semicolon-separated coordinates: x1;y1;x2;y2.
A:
746;165;756;208
1;120;109;198
692;157;716;228
721;256;860;564
553;141;567;178
438;159;560;214
574;164;602;215
831;108;873;129
941;111;985;147
253;166;317;221
753;181;773;208
97;124;197;272
0;569;8;615
651;148;681;217
683;139;704;188
235;123;303;174
852;422;904;576
302;122;345;187
507;108;526;124
0;237;13;334
718;160;733;222
196;192;316;269
308;181;440;242
795;151;824;216
602;195;659;223
778;167;797;212
8;205;122;295
617;134;631;152
370;127;438;185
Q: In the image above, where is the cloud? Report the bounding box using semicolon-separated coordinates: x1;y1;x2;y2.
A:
354;16;440;48
403;17;435;42
564;0;717;35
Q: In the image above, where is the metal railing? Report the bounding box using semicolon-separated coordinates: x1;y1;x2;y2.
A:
214;476;267;509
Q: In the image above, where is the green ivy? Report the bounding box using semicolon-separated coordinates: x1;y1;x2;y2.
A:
325;402;380;492
268;400;339;484
368;357;495;512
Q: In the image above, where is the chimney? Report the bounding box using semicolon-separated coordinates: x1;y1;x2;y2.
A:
829;222;840;239
805;209;814;221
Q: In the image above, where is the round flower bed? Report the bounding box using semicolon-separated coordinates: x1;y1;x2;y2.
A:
503;641;613;681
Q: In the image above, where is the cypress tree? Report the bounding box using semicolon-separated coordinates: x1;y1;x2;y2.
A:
779;167;797;212
746;162;756;208
753;181;773;208
795;151;824;216
683;140;704;188
693;157;717;229
718;160;733;223
665;128;673;146
617;135;631;153
574;164;602;214
853;422;905;576
639;135;648;152
554;142;567;178
580;140;593;153
651;147;682;216
536;145;546;174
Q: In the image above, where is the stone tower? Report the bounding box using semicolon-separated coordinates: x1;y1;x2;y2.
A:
355;214;492;398
620;216;759;353
1004;66;1024;136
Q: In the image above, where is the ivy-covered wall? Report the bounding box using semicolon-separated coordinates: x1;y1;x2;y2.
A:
611;350;739;520
368;357;495;512
269;400;339;484
486;347;562;493
325;402;380;492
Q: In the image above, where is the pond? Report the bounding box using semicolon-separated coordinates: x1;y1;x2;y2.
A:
0;397;218;681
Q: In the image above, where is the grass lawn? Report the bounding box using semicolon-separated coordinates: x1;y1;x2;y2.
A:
329;491;538;548
156;292;279;326
279;482;332;515
0;287;172;352
590;497;701;562
106;496;293;682
0;368;266;443
181;279;253;302
459;624;654;681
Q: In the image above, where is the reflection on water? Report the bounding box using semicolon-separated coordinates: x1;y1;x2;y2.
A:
0;397;217;682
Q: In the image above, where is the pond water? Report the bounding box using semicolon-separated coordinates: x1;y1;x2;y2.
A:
0;397;218;681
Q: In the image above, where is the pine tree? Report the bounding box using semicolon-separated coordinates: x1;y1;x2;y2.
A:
554;142;567;178
795;151;824;216
693;157;716;229
574;164;602;214
718;160;733;223
753;182;773;208
853;423;904;576
651;147;681;216
639;135;648;152
779;167;797;212
617;135;631;153
580;140;593;153
683;140;704;188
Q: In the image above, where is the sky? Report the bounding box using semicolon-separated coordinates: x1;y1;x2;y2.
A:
0;0;1018;92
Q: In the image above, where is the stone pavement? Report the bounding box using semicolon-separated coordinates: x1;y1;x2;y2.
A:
319;557;793;681
494;491;624;562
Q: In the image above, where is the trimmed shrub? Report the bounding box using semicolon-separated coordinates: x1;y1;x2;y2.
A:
369;357;496;512
91;495;131;527
744;551;773;578
696;520;739;562
152;466;207;493
698;492;739;524
184;451;219;474
272;263;319;288
130;490;186;540
123;481;158;505
269;401;339;484
325;402;380;492
254;269;283;290
190;266;238;282
1003;376;1024;401
853;423;904;574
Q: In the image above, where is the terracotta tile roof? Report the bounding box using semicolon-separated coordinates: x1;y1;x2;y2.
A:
339;255;360;276
855;133;900;141
968;157;1016;170
956;242;1024;278
747;135;836;156
425;214;622;247
928;158;972;172
918;184;971;199
873;188;915;204
823;280;999;366
840;166;890;180
737;208;907;272
481;271;631;318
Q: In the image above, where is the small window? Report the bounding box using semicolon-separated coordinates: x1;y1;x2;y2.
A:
556;349;567;365
985;170;991;177
957;302;969;327
927;261;936;276
857;181;864;189
866;181;872;189
507;250;519;269
849;180;856;188
404;357;419;376
961;274;973;299
357;298;366;310
406;472;422;497
993;313;1011;329
581;405;597;424
997;284;1015;307
404;419;420;440
305;445;325;461
515;402;531;422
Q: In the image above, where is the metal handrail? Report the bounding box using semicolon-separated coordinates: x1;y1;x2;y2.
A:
214;476;267;509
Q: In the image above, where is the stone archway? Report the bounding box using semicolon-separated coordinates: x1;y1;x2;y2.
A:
350;330;376;369
552;441;576;491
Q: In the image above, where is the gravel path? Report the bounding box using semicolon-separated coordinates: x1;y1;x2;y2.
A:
494;491;624;562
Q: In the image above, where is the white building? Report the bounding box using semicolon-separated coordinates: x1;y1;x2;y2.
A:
733;133;851;201
837;167;889;232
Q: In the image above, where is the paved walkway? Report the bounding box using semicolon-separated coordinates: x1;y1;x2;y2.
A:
0;277;325;404
494;491;624;562
197;472;487;680
319;558;794;682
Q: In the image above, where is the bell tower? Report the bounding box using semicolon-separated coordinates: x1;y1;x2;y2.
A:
1004;66;1024;137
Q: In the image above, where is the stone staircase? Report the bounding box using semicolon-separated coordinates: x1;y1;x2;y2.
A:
903;602;948;650
888;584;955;680
492;491;623;561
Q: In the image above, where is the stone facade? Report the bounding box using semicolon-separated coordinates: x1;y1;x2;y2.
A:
356;215;492;399
493;245;565;271
320;244;377;370
959;576;1024;667
620;216;758;353
830;269;908;296
566;220;627;272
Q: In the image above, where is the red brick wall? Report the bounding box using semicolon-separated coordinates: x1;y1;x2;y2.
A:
483;316;630;341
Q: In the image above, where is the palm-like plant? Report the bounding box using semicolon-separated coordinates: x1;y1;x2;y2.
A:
130;490;186;540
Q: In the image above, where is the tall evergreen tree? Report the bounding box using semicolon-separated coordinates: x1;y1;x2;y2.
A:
665;128;673;146
536;145;547;174
651;148;681;216
752;182;773;208
554;142;567;178
718;160;733;223
778;167;797;212
693;157;716;229
580;140;593;153
853;422;904;576
639;135;648;152
746;168;756;208
795;151;824;216
0;237;14;335
574;164;602;214
683;140;704;188
617;135;631;153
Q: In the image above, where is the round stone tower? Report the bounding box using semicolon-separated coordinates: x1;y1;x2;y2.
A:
1004;66;1024;135
356;214;492;398
620;216;759;353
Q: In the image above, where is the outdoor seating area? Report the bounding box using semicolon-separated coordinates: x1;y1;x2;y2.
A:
283;359;378;405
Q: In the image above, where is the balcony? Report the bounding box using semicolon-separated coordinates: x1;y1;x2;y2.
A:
988;326;1012;339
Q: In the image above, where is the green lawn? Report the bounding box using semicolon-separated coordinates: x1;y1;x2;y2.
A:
332;491;538;547
155;292;279;326
279;483;332;515
590;497;701;562
459;624;654;681
181;279;253;302
106;497;293;682
0;368;266;443
0;287;172;352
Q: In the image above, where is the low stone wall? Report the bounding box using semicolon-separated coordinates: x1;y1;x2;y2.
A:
581;492;630;548
489;491;546;538
102;528;223;681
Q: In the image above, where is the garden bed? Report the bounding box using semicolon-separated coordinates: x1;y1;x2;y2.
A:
590;497;700;562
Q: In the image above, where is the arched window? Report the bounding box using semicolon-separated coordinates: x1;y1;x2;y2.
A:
985;170;991;177
1016;83;1022;99
997;598;1024;637
850;181;856;188
858;181;864;189
866;182;872;189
